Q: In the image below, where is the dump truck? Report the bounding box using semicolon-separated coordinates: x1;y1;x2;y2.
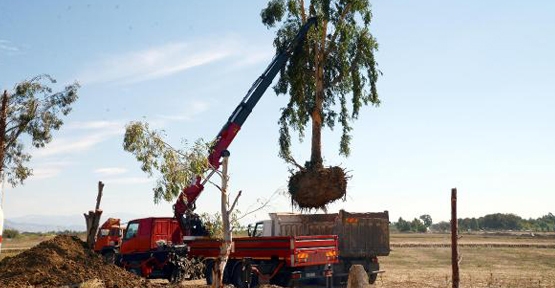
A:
249;209;390;284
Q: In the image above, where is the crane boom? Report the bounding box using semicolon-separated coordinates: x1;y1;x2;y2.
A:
174;18;317;235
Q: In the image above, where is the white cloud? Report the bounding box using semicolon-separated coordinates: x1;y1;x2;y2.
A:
0;39;20;53
157;99;211;122
35;120;125;157
78;37;241;85
94;167;127;176
31;161;74;180
103;177;153;185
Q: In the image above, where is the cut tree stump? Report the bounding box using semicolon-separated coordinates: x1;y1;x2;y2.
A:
347;264;371;288
84;181;104;249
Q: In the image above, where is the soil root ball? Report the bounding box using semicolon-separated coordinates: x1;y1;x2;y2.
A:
288;165;348;209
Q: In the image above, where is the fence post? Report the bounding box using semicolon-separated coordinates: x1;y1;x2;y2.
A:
451;188;460;288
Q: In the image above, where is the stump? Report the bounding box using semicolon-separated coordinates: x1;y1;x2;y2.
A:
347;264;371;288
84;181;104;249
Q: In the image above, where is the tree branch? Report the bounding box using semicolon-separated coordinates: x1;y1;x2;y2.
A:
324;3;352;59
299;0;306;22
284;154;305;170
228;190;242;214
237;190;280;221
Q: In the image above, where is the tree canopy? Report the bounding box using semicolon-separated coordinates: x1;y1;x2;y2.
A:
122;121;210;203
261;0;380;167
0;75;79;186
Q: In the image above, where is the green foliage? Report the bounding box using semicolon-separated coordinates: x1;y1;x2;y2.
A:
411;218;427;232
1;75;79;186
395;217;428;233
459;213;555;232
419;214;433;228
430;221;451;232
3;228;20;239
123;121;210;203
425;213;555;233
200;211;243;239
395;217;411;232
261;0;380;164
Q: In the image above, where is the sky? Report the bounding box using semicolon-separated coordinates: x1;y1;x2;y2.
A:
1;1;554;226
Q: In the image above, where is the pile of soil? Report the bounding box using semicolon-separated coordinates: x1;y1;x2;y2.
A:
0;235;149;288
288;165;348;209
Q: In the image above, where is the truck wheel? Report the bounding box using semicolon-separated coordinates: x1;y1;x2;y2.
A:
205;260;214;285
232;265;258;288
127;261;142;277
369;272;378;284
102;251;116;264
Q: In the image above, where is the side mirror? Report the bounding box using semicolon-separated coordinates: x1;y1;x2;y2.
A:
247;224;253;237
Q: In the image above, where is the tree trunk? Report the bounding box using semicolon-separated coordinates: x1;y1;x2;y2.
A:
84;181;104;249
310;23;328;169
214;156;232;288
0;91;9;176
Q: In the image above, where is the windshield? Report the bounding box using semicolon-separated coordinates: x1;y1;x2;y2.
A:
124;222;139;240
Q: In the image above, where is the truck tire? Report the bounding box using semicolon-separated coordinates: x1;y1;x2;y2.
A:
232;264;258;288
369;272;378;284
102;250;116;264
368;261;379;284
205;260;214;285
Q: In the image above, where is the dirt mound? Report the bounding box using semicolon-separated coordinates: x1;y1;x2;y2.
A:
288;165;348;209
0;235;149;288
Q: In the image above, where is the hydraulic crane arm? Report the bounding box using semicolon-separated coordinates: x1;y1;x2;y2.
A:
174;18;317;231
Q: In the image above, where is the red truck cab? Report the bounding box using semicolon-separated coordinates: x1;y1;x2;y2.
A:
94;218;125;263
120;217;183;254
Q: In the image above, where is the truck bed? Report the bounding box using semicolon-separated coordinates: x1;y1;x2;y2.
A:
186;235;339;267
270;210;390;257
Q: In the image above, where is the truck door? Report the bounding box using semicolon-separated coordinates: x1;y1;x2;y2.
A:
120;221;140;253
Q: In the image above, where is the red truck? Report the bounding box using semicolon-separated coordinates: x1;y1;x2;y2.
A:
106;216;338;287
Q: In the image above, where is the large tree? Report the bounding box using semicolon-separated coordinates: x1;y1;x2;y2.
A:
261;0;380;208
0;75;79;186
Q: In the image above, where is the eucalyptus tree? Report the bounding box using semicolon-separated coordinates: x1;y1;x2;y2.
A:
0;75;79;186
123;121;210;203
261;0;380;208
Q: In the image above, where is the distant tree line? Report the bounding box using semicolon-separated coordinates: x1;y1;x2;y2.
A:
392;213;555;233
1;228;85;239
394;214;433;232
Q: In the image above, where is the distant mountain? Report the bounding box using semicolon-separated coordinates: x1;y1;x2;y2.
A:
4;212;145;233
4;219;85;233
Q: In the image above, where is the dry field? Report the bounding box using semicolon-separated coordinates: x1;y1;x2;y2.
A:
376;232;555;288
1;232;555;287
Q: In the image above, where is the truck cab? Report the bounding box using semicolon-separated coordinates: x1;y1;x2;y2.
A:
120;217;183;254
94;218;125;263
247;220;272;237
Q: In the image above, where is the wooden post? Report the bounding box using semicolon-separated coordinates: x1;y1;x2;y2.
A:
451;188;460;288
84;181;104;249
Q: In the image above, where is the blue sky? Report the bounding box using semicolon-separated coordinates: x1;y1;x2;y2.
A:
1;1;554;225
